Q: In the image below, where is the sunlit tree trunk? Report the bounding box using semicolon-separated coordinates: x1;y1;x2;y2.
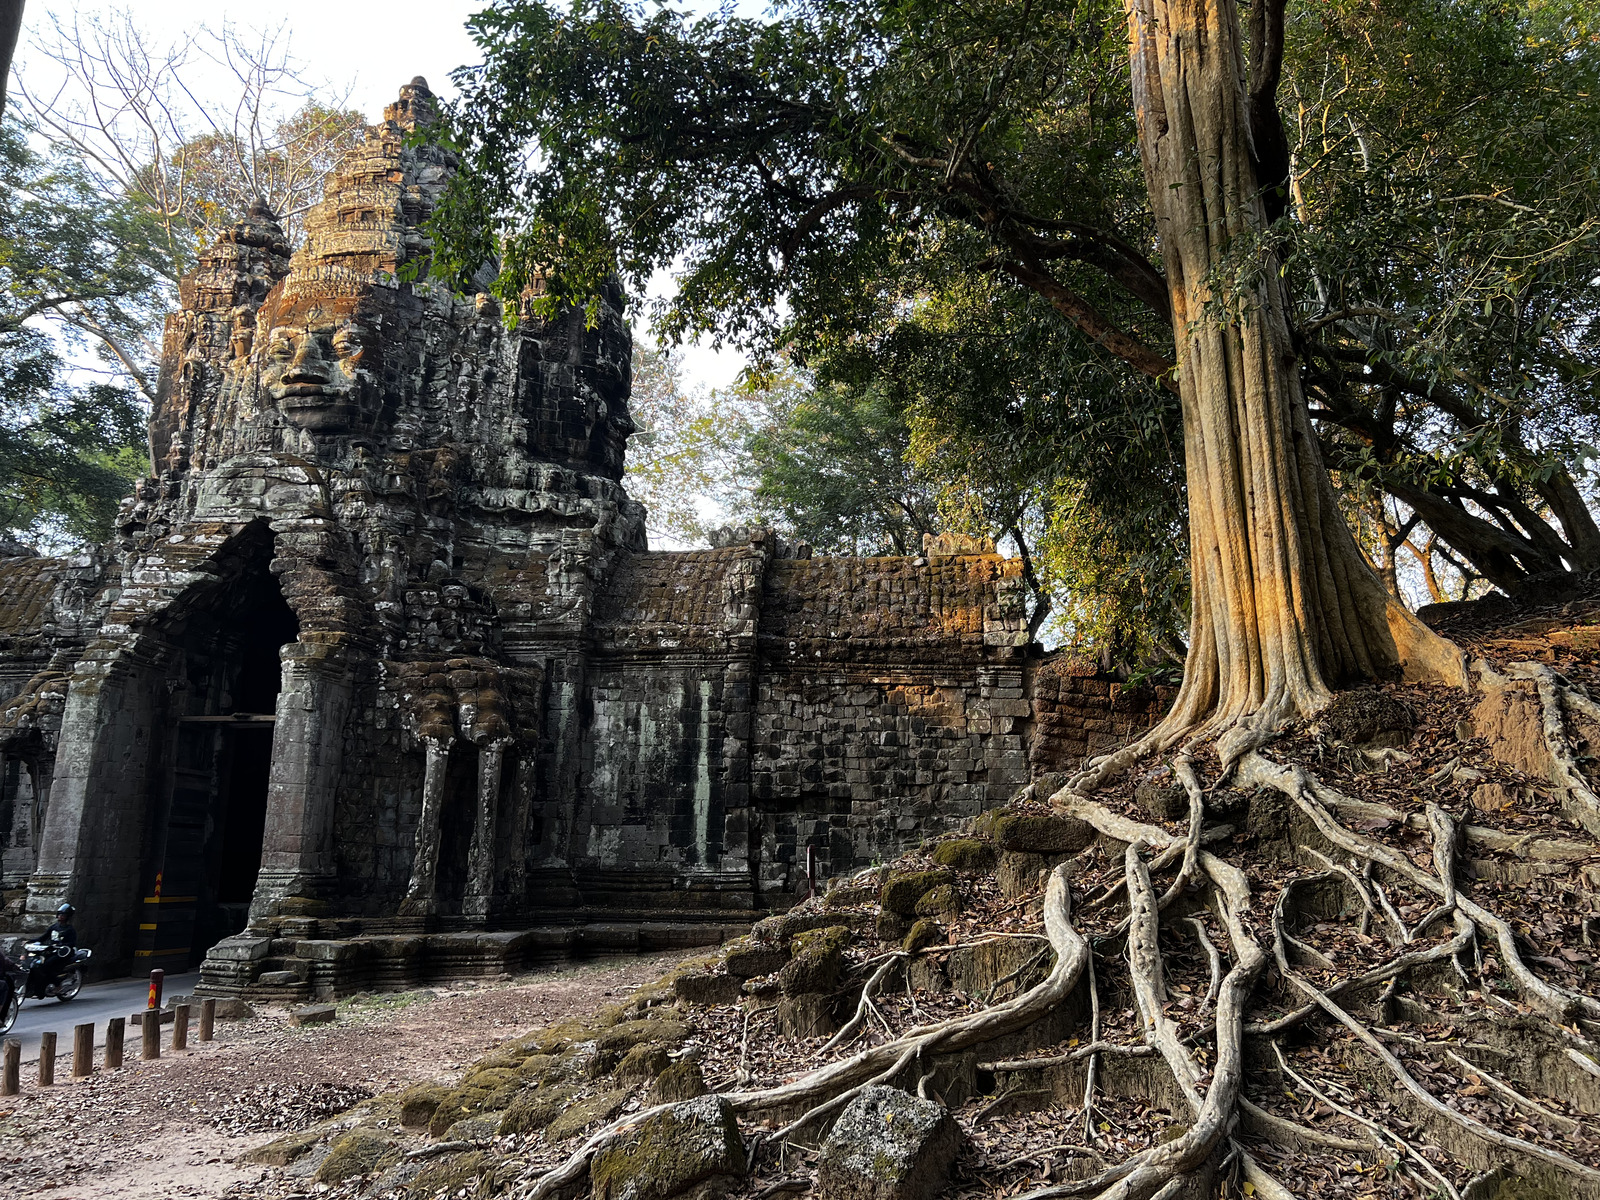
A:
1117;0;1464;765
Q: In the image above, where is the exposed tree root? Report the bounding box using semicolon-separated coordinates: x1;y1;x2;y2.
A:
1505;660;1600;838
504;685;1600;1200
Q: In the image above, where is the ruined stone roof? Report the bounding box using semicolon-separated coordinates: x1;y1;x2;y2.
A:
0;556;94;659
591;548;756;649
759;555;1027;663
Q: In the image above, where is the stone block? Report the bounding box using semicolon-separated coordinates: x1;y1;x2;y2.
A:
674;971;744;1006
816;1086;965;1200
591;1095;747;1200
288;1003;336;1027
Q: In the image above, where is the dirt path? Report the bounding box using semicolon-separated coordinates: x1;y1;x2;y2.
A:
0;951;696;1200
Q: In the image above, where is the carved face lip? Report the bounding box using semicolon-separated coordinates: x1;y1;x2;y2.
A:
260;303;380;433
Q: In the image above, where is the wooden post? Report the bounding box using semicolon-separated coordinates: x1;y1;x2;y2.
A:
105;1017;125;1069
1;1039;17;1095
141;1011;160;1060
38;1030;55;1086
172;1004;189;1051
73;1022;93;1077
199;997;215;1042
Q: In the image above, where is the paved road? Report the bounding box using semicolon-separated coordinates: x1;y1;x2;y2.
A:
4;972;200;1065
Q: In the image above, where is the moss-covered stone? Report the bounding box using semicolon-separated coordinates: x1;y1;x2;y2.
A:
408;1150;493;1199
443;1114;502;1142
902;919;942;954
778;925;851;996
930;839;996;871
497;1083;581;1136
914;885;960;918
824;882;879;909
980;812;1093;855
879;869;955;916
240;1127;322;1166
995;851;1049;900
427;1065;524;1137
816;1086;965;1200
590;1095;748;1200
648;1058;710;1104
595;1018;690;1065
674;971;745;1006
721;936;789;979
544;1088;631;1142
617;1042;673;1084
315;1127;397;1183
397;1083;451;1129
514;1052;561;1083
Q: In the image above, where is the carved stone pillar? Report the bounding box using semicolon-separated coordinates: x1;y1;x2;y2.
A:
399;738;453;917
249;642;354;922
462;741;508;919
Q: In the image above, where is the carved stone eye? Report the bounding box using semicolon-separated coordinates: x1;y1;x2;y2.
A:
267;335;296;359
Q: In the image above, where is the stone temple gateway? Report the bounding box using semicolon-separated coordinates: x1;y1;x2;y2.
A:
0;81;1085;998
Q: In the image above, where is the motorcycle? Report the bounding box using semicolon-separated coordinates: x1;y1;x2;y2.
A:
17;941;91;1004
0;951;21;1034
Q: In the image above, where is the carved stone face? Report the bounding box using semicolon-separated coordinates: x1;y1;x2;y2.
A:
259;299;384;433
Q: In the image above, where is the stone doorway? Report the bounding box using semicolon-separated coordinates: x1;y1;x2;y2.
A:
137;533;298;972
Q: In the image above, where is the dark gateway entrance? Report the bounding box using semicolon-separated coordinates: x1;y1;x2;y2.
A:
137;528;298;971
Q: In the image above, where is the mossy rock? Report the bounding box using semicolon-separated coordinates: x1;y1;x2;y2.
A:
471;1045;533;1074
240;1127;322;1166
879;869;956;916
514;1052;561;1083
995;852;1050;900
443;1115;502;1142
980;812;1094;855
408;1150;493;1199
617;1042;673;1084
778;925;851;996
498;1083;581;1136
721;936;789;979
591;1095;748;1200
398;1083;451;1128
648;1058;710;1104
674;971;745;1006
914;884;960;918
596;1018;689;1064
930;839;997;871
754;910;860;942
902;918;942;954
824;882;879;909
515;1019;595;1057
544;1088;631;1142
315;1127;397;1183
427;1067;524;1137
1134;772;1189;822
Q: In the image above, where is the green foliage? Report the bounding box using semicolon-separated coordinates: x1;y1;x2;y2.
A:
742;374;938;556
0;121;160;546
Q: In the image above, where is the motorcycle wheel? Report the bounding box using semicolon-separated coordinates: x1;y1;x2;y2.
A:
55;968;82;1002
0;989;18;1033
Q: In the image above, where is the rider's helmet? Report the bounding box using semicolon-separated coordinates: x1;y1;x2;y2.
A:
55;903;74;918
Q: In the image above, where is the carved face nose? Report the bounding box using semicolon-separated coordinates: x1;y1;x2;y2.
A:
283;336;331;384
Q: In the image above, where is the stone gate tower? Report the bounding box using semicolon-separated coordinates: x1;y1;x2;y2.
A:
0;81;1037;997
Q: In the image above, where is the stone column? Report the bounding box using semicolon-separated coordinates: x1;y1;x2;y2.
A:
249;642;353;922
398;738;452;917
462;741;508;919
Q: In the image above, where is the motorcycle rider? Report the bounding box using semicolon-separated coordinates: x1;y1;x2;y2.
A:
35;903;77;990
47;903;77;949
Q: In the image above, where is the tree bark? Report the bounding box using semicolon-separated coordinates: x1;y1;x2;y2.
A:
0;1;22;122
1120;0;1464;758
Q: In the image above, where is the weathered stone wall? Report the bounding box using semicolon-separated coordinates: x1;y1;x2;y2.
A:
1025;654;1174;775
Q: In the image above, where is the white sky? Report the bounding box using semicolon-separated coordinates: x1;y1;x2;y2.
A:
15;0;748;392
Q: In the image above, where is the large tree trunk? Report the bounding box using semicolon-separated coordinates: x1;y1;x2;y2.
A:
1119;0;1464;763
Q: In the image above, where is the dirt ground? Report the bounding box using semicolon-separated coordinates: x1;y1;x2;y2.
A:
0;950;697;1200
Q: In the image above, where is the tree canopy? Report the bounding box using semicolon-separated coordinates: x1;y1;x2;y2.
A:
435;0;1600;607
0;121;155;545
